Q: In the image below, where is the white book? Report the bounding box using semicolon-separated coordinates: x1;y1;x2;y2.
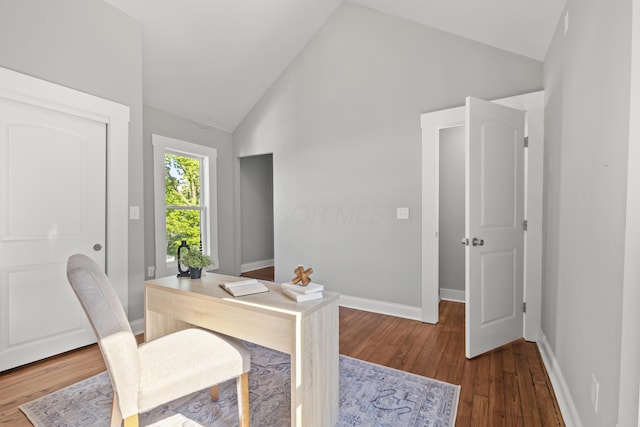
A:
219;279;269;297
281;282;324;294
282;287;324;302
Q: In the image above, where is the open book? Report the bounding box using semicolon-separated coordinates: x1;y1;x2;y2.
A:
219;279;269;297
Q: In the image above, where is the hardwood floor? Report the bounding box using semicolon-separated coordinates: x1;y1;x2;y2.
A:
0;267;563;426
0;343;106;426
240;266;274;282
340;302;564;426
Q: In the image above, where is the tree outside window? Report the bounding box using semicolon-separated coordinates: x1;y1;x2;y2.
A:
164;153;203;262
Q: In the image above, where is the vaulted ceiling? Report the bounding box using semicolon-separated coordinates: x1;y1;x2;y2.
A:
103;0;565;132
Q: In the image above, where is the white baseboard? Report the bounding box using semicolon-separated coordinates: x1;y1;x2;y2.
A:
339;295;422;321
537;332;583;427
440;288;465;303
130;318;145;336
240;259;274;273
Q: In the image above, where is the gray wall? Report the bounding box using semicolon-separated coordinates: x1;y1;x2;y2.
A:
617;0;640;423
438;126;465;293
0;0;145;320
542;0;632;425
240;155;274;267
233;2;543;304
143;105;236;294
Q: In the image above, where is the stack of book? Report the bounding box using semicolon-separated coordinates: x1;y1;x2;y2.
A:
281;282;324;302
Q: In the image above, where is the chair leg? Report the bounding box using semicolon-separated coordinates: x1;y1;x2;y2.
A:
110;396;122;427
236;372;250;427
211;384;219;401
123;414;139;427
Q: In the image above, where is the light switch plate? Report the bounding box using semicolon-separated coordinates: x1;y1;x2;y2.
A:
129;206;140;220
397;207;409;220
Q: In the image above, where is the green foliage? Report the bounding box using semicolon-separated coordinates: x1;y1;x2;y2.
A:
180;246;212;269
165;154;200;206
164;154;202;258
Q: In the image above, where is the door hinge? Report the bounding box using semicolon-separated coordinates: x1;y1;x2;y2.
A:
523;220;528;231
524;136;529;148
523;302;527;313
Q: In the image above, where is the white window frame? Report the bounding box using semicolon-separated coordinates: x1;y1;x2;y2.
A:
152;134;219;278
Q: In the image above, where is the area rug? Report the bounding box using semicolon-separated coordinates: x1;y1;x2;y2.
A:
20;341;459;426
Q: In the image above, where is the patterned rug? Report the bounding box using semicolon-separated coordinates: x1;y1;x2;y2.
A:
20;342;459;426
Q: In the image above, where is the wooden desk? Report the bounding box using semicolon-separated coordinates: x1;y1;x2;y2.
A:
144;273;339;427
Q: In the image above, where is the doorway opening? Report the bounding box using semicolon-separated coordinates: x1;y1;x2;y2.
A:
239;154;274;279
438;125;466;303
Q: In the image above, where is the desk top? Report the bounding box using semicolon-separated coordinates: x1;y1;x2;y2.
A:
145;272;339;316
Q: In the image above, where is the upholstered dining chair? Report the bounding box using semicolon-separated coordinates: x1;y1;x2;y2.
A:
66;254;251;427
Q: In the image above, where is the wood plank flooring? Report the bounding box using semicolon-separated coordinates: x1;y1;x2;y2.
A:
0;343;106;426
240;266;275;282
339;302;564;426
0;267;564;426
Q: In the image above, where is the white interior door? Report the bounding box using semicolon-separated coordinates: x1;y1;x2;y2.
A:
465;96;525;359
0;98;106;371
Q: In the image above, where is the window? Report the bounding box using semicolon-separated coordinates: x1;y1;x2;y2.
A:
152;134;218;277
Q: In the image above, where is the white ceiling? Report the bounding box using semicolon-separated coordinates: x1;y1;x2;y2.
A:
352;0;566;61
103;0;565;133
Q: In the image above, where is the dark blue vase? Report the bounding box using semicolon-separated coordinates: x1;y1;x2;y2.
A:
189;268;202;279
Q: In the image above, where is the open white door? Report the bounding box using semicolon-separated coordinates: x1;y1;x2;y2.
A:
465;96;525;359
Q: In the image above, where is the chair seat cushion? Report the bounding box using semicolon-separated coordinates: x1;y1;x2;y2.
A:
137;328;250;412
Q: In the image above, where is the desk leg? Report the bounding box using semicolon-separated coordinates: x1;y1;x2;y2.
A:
291;301;339;427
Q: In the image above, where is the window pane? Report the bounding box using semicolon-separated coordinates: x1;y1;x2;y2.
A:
165;208;202;262
164;154;201;207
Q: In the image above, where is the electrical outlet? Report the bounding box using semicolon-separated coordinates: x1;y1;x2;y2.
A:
591;374;599;413
147;266;155;277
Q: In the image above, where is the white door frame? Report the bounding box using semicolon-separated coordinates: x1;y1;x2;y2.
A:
421;91;543;341
0;67;130;309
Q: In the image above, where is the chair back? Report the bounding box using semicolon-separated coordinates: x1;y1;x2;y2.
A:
67;254;132;339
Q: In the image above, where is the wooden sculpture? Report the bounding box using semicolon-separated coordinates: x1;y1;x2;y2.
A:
292;265;313;286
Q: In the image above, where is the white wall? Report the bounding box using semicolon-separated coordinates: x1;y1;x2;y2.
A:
240;155;274;269
438;126;465;294
0;0;145;319
142;106;237;287
542;0;632;425
233;2;542;304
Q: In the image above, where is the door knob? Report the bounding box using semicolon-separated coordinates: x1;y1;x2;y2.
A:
472;238;484;247
460;238;469;246
93;243;103;251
